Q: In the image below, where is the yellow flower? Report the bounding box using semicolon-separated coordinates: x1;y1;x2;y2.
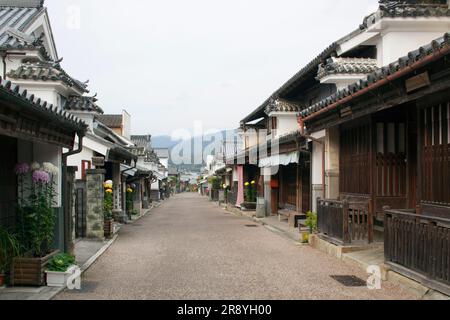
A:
251;180;256;185
127;188;133;193
244;182;250;187
104;182;113;189
105;189;113;194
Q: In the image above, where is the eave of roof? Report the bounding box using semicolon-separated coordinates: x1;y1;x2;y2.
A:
65;95;104;114
0;76;86;132
316;57;379;80
7;60;89;93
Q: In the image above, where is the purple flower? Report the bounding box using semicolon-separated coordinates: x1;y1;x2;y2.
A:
14;163;30;175
32;170;51;184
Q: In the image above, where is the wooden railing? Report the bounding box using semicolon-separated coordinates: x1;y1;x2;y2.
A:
317;198;373;245
384;209;450;295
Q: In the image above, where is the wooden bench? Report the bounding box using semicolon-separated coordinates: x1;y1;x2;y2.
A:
278;209;306;228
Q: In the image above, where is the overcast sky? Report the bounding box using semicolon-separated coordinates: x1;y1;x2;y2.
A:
46;0;379;136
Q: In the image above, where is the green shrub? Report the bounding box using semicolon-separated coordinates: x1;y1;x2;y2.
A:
0;227;21;274
305;211;318;233
47;253;76;272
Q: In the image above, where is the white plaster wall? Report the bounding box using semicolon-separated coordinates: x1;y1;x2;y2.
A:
151;181;160;191
312;141;324;186
24;88;58;105
122;110;131;139
274;113;299;138
380;31;445;66
66;147;94;180
160;158;169;169
68;112;95;131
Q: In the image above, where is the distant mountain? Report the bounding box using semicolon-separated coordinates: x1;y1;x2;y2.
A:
151;135;181;149
152;129;237;171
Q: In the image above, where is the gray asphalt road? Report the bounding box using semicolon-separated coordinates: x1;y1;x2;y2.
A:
57;193;415;300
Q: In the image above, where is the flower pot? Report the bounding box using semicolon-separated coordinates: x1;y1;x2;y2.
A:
241;202;257;211
104;219;114;238
11;250;59;287
45;265;77;288
0;274;5;287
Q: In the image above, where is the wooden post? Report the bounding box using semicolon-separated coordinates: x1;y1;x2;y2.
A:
368;199;374;244
343;199;350;244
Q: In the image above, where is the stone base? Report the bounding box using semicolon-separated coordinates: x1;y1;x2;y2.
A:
113;209;128;224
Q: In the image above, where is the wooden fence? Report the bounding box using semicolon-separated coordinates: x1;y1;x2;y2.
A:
317;198;373;245
384;209;450;295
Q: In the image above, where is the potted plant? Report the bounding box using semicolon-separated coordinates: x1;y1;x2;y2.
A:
241;181;257;210
0;227;21;287
301;211;318;243
103;181;114;238
11;162;60;286
126;185;134;217
45;253;77;287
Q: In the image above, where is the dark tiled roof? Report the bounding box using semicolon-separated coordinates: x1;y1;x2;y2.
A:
154;148;169;158
7;61;89;93
96;114;122;128
265;98;302;115
240;43;338;125
0;3;53;60
0;0;44;8
65;95;104;114
317;57;379;80
379;1;450;18
0;76;86;131
131;135;151;149
300;32;450;119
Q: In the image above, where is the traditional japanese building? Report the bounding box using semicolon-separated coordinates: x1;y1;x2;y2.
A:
300;32;450;296
0;76;87;252
235;0;450;228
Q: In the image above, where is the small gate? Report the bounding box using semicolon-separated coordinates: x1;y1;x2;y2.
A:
75;180;87;239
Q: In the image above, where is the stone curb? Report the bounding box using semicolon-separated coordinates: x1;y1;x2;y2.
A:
80;234;119;273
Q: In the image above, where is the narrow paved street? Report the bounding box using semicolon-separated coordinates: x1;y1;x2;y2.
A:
57;193;414;300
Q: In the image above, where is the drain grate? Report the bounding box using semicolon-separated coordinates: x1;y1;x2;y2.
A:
245;225;258;228
330;275;367;287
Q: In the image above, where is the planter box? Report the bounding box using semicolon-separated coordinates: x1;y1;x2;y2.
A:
241;202;257;211
11;250;59;287
104;219;114;238
46;265;77;288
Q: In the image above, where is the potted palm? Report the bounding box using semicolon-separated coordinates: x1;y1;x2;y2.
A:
45;253;77;287
0;227;21;287
11;162;60;286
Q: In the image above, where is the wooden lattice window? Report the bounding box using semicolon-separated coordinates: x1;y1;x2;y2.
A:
422;103;450;204
375;122;407;197
340;124;371;195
